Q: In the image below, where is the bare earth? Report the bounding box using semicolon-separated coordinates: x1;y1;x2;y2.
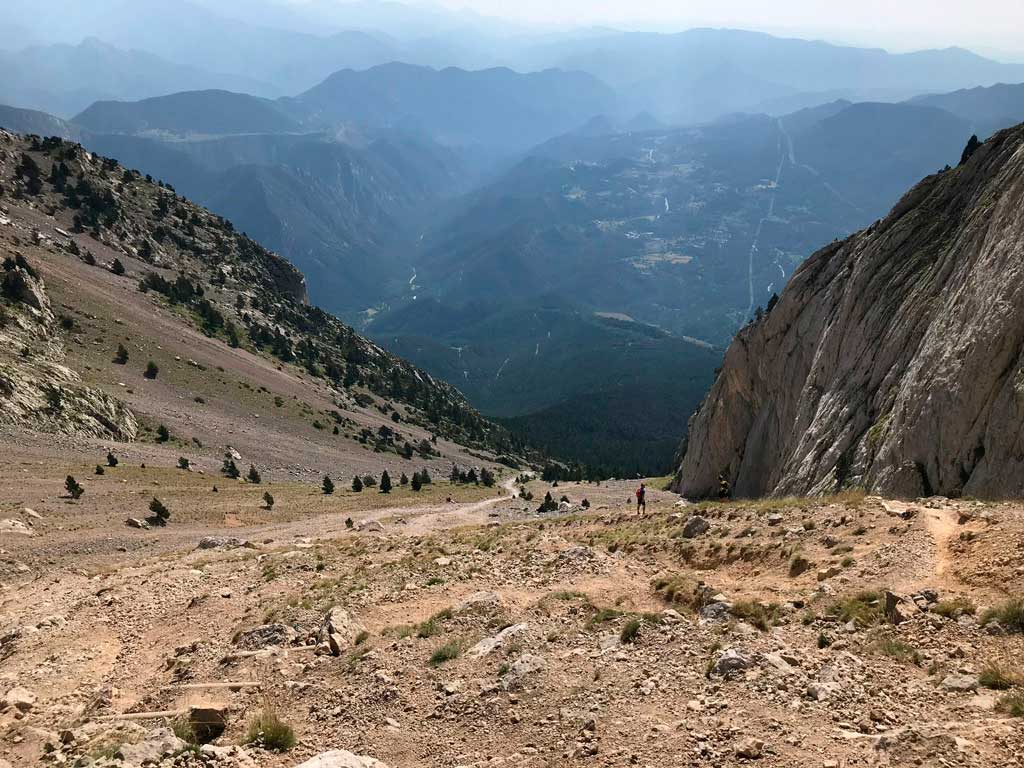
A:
1;464;1023;767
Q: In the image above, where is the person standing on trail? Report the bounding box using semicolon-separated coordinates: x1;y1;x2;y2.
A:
635;483;647;515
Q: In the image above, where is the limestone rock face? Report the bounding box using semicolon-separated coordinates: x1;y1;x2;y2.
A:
0;262;136;440
676;124;1024;499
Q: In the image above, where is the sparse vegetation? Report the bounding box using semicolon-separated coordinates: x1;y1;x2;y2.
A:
932;597;976;619
429;640;462;666
65;475;84;500
144;360;159;379
620;617;642;644
981;600;1024;633
244;707;295;752
830;590;886;627
875;637;921;665
979;662;1022;690
996;690;1024;717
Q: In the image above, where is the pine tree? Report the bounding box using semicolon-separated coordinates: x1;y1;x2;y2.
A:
449;464;461;483
144;361;159;379
222;457;240;479
106;451;118;467
156;424;170;442
411;472;422;492
247;464;262;484
322;475;335;495
480;467;496;487
380;471;392;493
114;343;129;364
65;475;84;499
419;468;432;485
263;491;275;510
400;473;409;486
352;475;363;492
149;497;170;525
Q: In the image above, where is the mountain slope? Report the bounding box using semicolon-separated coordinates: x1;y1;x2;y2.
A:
289;63;618;155
73;90;300;135
676;123;1024;499
0;129;525;465
911;82;1024;138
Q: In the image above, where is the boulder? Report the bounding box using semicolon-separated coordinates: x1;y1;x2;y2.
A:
0;519;33;536
321;607;365;655
735;737;765;759
125;518;150;530
117;726;187;764
711;649;753;677
1;686;36;712
502;654;546;690
455;591;501;615
293;751;389;768
197;536;249;550
357;520;384;533
234;623;296;650
469;623;528;658
681;515;710;538
941;673;979;692
884;591;920;624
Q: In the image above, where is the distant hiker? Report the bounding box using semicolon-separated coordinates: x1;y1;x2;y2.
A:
635;483;647;515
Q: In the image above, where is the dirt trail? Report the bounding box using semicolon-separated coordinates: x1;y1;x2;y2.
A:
882;498;962;584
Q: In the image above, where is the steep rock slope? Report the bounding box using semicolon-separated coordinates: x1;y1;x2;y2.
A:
676;123;1024;499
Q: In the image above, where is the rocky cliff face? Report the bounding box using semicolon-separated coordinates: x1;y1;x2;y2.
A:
0;251;137;440
676;123;1024;500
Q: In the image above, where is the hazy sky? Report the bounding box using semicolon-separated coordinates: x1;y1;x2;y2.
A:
428;0;1024;56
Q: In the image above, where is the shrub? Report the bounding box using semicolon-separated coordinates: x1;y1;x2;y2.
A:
156;424;170;443
411;472;422;492
144;361;159;379
981;600;1024;633
932;597;976;619
94;464;105;475
362;474;376;488
322;476;334;495
247;464;262;484
177;457;190;470
244;708;295;752
996;690;1024;717
875;638;921;665
345;517;354;529
829;590;886;627
263;492;275;510
114;343;129;364
148;497;170;524
380;471;392;493
620;617;642;644
400;473;409;486
979;662;1022;690
110;258;125;275
731;600;780;632
106;451;118;467
65;475;84;500
351;476;363;492
429;640;461;666
222;458;240;479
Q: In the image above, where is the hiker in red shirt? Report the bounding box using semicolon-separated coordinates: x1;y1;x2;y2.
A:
635;482;647;515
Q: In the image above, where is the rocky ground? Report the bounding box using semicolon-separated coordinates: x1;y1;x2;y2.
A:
1;470;1022;768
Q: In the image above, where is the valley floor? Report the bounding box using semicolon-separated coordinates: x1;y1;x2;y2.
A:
1;446;1023;768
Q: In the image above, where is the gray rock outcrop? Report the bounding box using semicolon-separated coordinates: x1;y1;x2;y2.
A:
676;124;1024;499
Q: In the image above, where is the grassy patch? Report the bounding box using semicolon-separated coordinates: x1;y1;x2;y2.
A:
244;708;296;752
981;600;1024;632
979;662;1022;690
829;590;886;627
620;618;642;644
429;640;462;666
932;597;976;619
730;600;780;632
874;637;921;665
996;690;1024;717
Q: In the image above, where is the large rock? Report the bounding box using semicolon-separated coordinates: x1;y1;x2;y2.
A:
1;686;36;711
293;750;389;768
711;649;753;678
117;726;187;764
234;623;296;650
675;125;1024;499
321;607;365;655
469;623;528;658
681;515;710;538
